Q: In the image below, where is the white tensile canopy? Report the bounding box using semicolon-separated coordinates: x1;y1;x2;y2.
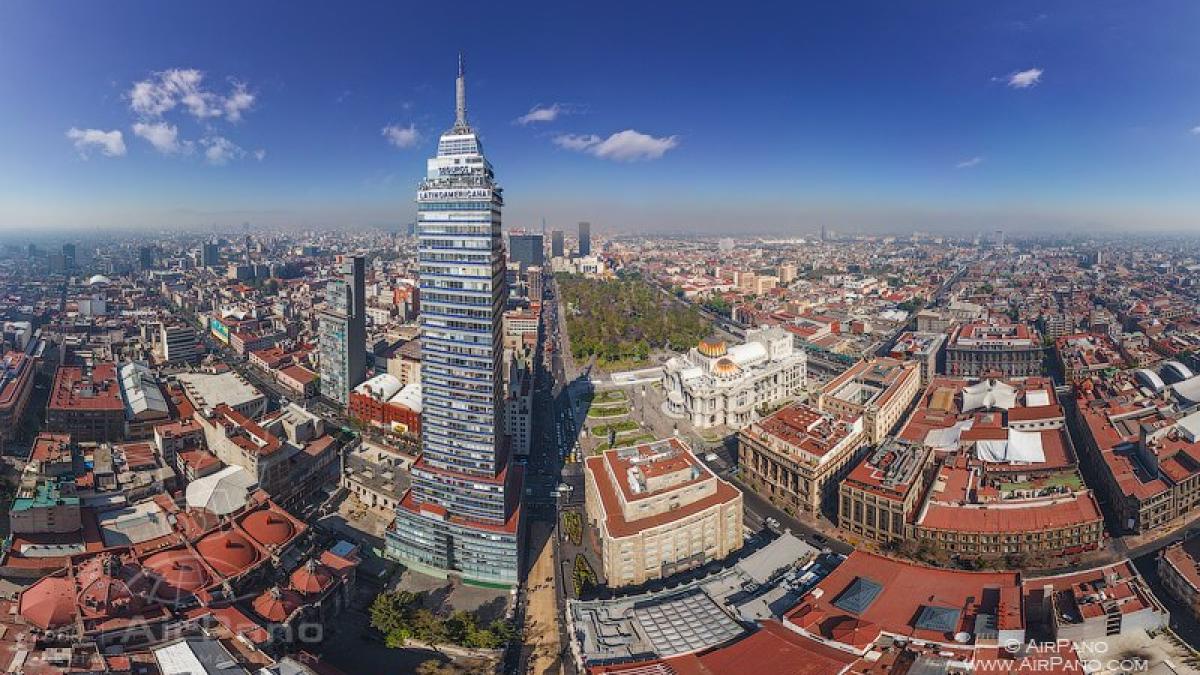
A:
185;465;257;515
924;419;975;450
962;380;1017;412
975;429;1045;464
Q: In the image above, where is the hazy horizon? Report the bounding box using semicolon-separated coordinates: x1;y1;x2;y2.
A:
2;1;1198;234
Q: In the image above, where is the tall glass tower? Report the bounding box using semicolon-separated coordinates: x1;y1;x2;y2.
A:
318;255;366;406
385;56;523;585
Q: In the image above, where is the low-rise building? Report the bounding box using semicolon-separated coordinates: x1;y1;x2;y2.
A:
0;351;35;447
341;442;413;511
347;372;422;436
175;369;267;419
1055;333;1125;383
1028;561;1168;642
117;361;170;439
160;323;202;363
888;331;946;385
46;362;125;442
193;403;296;497
739;402;866;515
818;357;921;444
944;321;1043;378
1159;537;1200;621
585;438;743;588
277;363;318;398
839;440;933;544
1074;398;1200;535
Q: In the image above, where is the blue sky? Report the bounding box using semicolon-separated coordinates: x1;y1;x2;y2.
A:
1;1;1198;235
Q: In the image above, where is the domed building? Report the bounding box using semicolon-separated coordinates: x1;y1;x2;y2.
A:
662;326;807;430
141;548;213;603
196;528;263;578
239;507;300;550
75;554;145;620
252;586;303;624
290;559;335;599
18;575;76;630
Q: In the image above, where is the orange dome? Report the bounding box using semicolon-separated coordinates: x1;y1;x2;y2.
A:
196;529;262;578
78;573;141;619
698;338;728;358
252;586;303;623
142;548;212;601
75;553;147;618
713;357;740;376
290;558;335;596
241;509;296;548
18;576;75;630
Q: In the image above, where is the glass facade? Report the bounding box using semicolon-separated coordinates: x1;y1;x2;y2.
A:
385;58;521;586
318;256;365;405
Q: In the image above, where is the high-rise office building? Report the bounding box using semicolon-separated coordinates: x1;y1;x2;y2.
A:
138;246;156;271
201;242;220;268
577;221;591;256
61;243;76;271
550;229;564;258
385;56;523;585
508;233;544;270
318;255;367;406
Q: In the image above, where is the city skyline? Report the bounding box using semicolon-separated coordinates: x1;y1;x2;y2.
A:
2;1;1199;235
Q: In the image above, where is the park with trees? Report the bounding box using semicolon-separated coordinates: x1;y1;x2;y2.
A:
557;273;710;368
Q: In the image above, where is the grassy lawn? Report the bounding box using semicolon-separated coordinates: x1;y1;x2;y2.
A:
586;404;630;419
591;420;640;437
593;390;628;405
593;432;656;454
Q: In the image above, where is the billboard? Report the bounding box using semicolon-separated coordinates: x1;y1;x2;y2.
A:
209;318;230;344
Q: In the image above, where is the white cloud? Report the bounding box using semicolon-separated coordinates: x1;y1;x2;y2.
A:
65;127;126;158
1190;125;1200;136
553;129;679;161
516;103;565;125
1007;68;1043;89
552;133;602;151
129;68;254;121
201;136;245;165
956;156;984;169
223;81;255;122
382;123;421;149
253;149;267;161
132;121;190;155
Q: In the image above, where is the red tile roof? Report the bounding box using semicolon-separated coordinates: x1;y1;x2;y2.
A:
49;363;123;411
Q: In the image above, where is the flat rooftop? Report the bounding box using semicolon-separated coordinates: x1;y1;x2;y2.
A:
176;371;263;412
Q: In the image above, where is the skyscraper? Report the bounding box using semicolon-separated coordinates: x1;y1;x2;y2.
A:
61;243;76;271
318;255;366;406
508;233;544;270
578;221;591;256
386;56;523;585
550;229;564;258
201;242;220;268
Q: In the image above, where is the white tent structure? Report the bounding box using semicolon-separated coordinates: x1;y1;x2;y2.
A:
924;419;975;450
962;380;1017;412
185;465;257;516
975;429;1045;464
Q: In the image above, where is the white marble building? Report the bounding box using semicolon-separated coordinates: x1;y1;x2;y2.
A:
662;326;807;430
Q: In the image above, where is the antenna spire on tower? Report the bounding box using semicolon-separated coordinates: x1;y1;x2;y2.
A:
455;52;468;127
